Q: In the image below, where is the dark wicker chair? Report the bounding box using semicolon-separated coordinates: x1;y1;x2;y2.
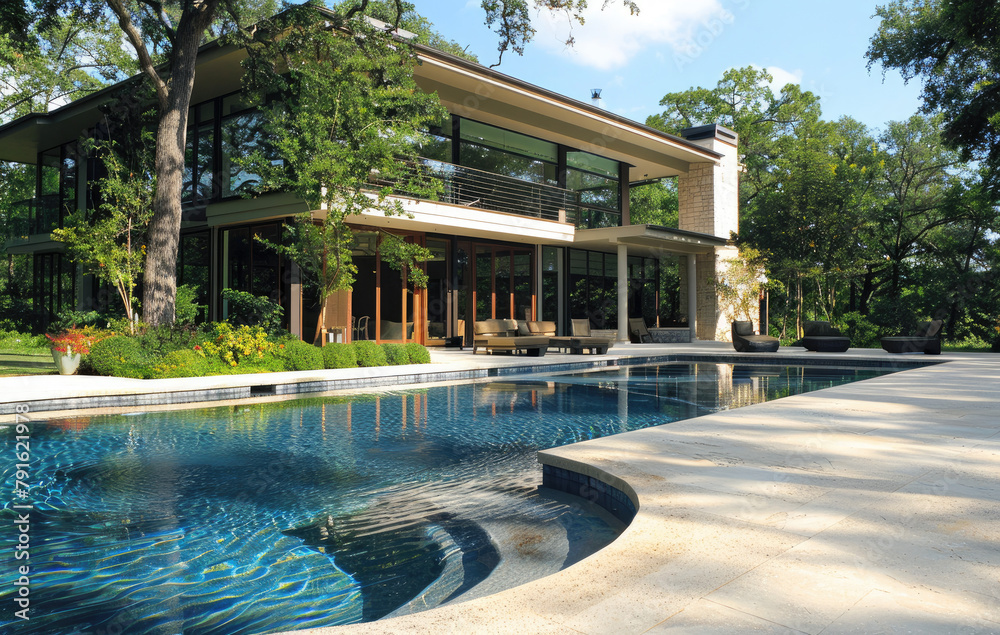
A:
732;320;779;353
880;320;943;355
800;320;851;352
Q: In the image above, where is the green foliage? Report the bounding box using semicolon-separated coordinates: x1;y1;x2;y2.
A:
867;0;1000;183
839;311;882;349
220;288;284;334
322;342;358;369
712;246;770;338
175;284;204;326
89;335;153;379
403;342;431;364
352;340;387;367
242;5;442;343
197;322;276;368
629;179;678;227
152;349;212;379
381;342;409;365
0;330;48;353
276;339;325;371
136;324;207;359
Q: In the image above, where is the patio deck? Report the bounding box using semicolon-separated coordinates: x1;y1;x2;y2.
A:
1;343;998;633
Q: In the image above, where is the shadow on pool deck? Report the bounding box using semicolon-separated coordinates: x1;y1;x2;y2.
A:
3;344;999;633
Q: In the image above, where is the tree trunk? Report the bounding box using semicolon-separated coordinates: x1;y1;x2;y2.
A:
141;3;221;326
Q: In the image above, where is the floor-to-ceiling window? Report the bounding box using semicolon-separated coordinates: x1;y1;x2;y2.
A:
32;253;75;329
178;230;211;322
470;243;535;323
424;238;450;342
567;248;660;330
219;222;288;326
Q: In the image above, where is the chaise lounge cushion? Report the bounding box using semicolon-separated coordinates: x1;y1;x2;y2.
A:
732;320;780;353
800;320;851;352
473;319;548;355
881;320;943;355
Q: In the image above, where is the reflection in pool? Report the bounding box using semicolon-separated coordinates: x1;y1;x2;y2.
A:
0;362;895;633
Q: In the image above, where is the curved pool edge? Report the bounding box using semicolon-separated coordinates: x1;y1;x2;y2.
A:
276;352;1000;634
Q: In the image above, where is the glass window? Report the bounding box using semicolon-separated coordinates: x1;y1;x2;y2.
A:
567;151;619;178
425;239;449;340
220;111;269;198
460;120;557;163
541;246;559;323
567;169;619;210
184;108;215;203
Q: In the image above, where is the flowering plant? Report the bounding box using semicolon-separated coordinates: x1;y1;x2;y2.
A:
45;326;109;355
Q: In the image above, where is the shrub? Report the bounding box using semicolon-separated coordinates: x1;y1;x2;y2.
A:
381;343;409;365
322;342;357;369
352;340;387;367
175;284;205;325
137;323;206;358
403;342;431;364
839;311;882;349
220;288;284;334
89;335;153;378
198;322;276;367
276;339;324;371
0;330;49;353
152;348;212;378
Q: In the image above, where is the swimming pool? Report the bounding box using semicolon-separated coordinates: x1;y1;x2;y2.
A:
0;362;897;633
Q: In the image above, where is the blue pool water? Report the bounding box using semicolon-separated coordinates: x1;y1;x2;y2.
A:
1;362;895;633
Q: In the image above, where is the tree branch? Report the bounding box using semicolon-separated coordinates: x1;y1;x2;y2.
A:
106;0;168;106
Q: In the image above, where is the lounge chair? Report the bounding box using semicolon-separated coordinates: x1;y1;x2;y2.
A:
800;320;851;352
628;318;653;343
731;320;779;353
880;320;943;355
548;319;614;354
473;319;548;356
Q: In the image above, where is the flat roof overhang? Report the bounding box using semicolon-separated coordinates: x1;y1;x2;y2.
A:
412;53;721;182
573;224;728;257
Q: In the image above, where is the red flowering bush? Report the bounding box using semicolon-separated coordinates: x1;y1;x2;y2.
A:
46;326;110;355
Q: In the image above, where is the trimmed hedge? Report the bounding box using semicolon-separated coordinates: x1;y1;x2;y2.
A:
152;349;212;378
89;335;153;379
352;340;387;367
276;339;324;371
381;343;409;365
322;343;357;369
404;342;431;364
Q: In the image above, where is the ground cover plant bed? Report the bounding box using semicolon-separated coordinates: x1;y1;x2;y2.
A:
42;323;432;379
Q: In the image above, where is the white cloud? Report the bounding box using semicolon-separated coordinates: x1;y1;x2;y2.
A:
755;64;804;96
531;0;731;71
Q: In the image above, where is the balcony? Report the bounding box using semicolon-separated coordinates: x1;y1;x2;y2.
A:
382;159;581;224
3;195;61;245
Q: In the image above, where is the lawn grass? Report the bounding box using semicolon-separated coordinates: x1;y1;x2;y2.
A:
0;353;56;377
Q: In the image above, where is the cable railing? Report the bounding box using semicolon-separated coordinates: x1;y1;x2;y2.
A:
378;158;581;224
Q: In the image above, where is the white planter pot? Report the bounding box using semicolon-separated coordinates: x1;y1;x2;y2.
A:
51;349;82;375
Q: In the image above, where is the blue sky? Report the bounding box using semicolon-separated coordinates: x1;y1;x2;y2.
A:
416;0;925;133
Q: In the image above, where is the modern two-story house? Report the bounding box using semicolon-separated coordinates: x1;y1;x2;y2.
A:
0;19;741;345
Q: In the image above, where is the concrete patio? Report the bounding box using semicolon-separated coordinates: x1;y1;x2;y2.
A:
1;343;998;633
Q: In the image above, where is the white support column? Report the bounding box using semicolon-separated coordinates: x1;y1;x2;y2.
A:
618;243;628;342
687;253;698;341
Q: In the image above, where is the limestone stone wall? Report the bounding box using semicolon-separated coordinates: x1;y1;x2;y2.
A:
676;125;757;341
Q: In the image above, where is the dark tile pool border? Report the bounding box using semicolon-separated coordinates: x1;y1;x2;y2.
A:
542;464;637;525
0;353;939;417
